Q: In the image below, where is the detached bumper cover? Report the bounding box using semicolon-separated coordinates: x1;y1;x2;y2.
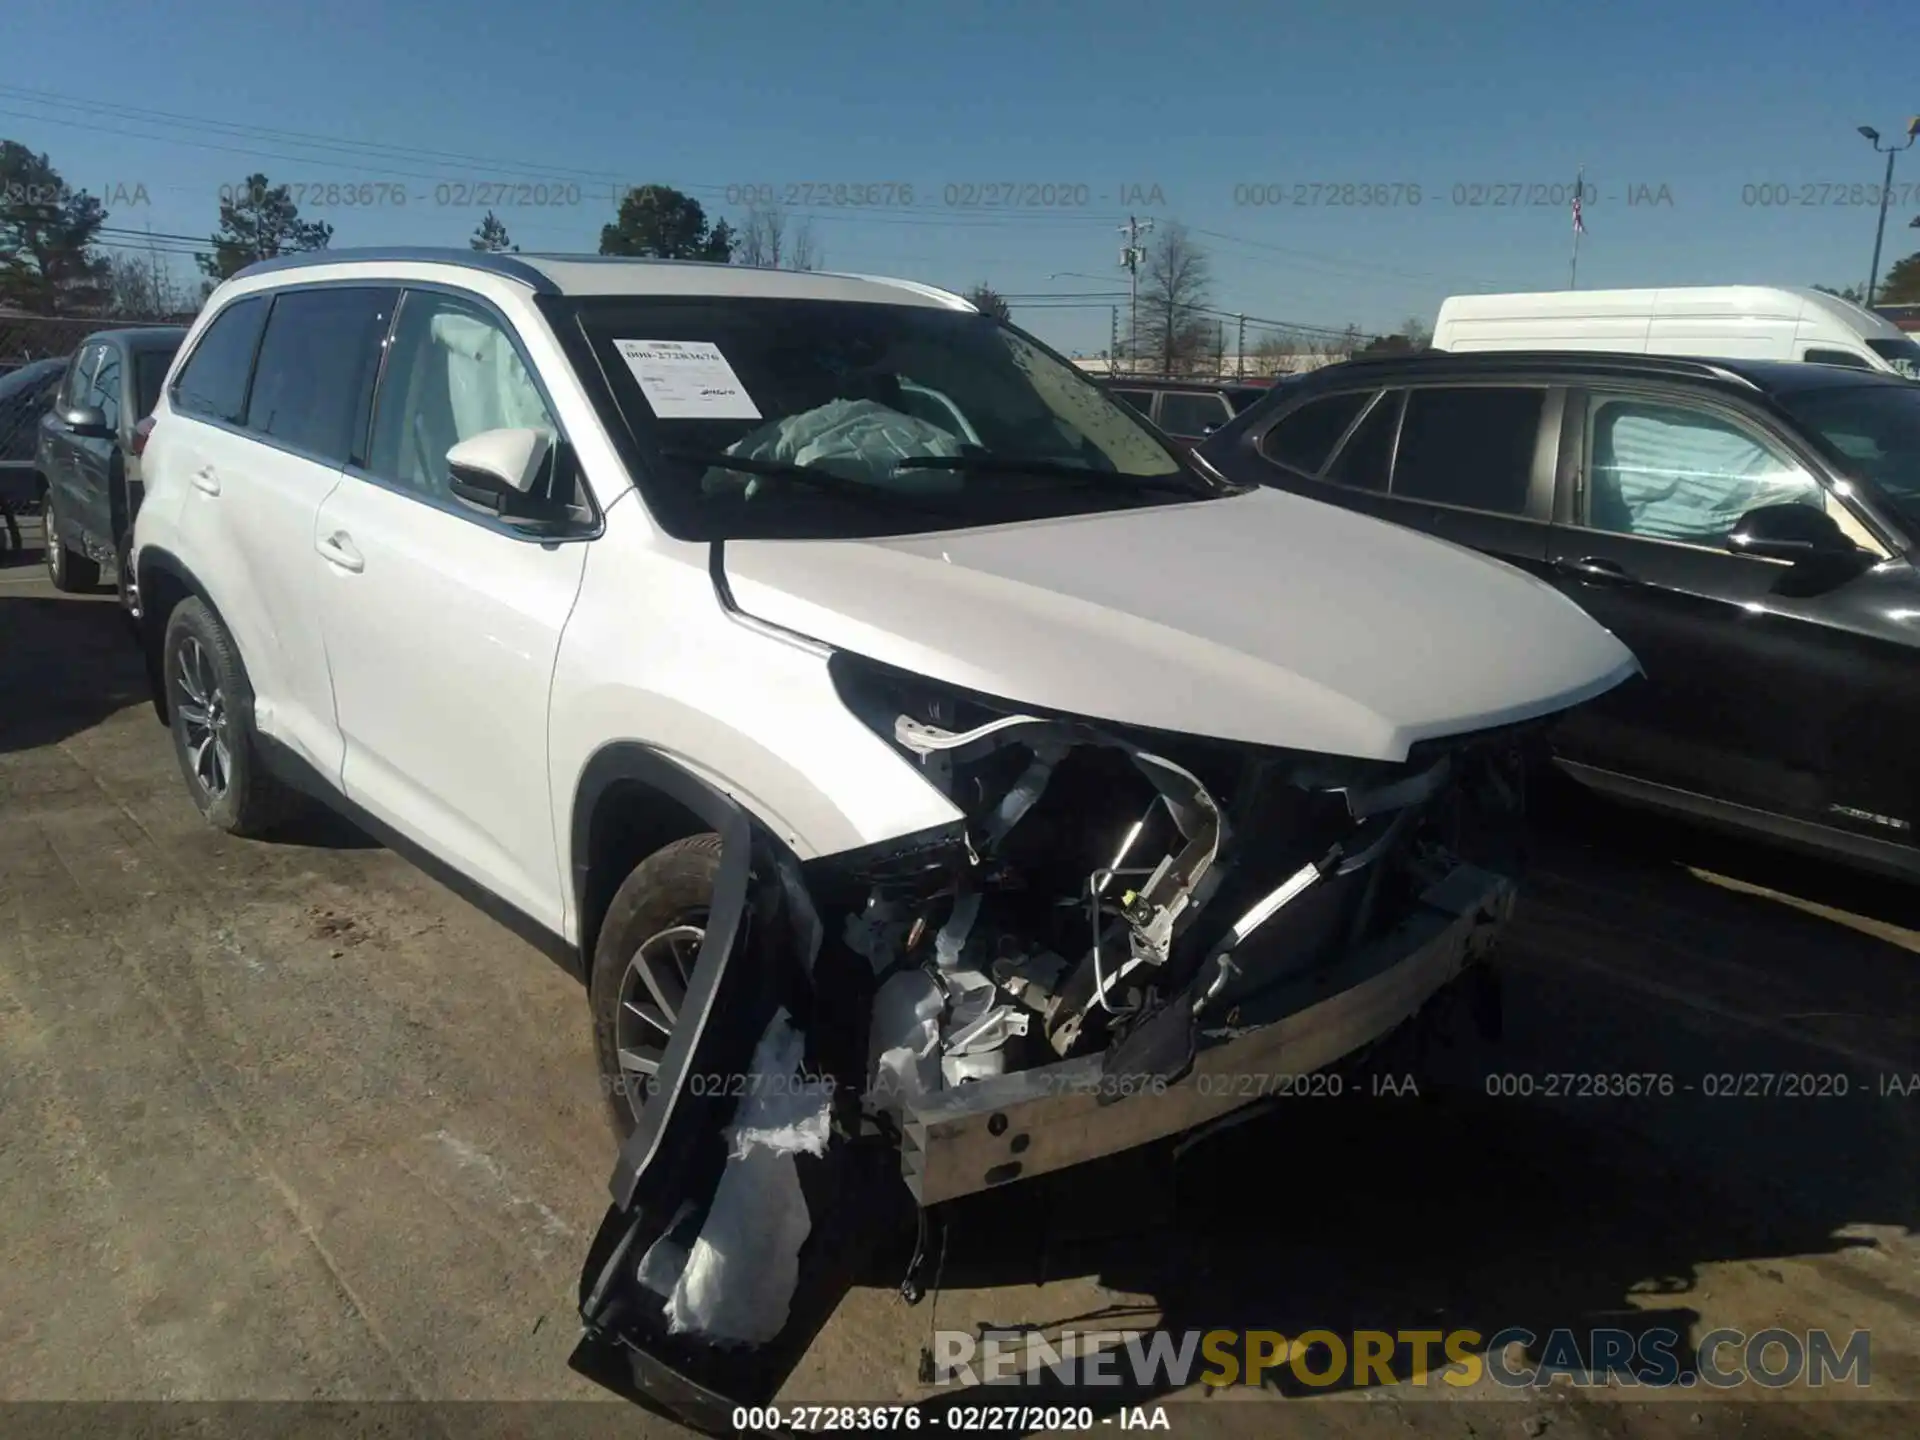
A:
900;860;1514;1205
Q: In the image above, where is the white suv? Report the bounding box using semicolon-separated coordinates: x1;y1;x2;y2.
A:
132;248;1634;1428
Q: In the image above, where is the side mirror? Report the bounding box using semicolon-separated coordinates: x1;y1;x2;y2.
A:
62;405;112;439
1725;502;1858;563
445;427;553;517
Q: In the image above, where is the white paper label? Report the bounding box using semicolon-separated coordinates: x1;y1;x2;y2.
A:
614;339;761;420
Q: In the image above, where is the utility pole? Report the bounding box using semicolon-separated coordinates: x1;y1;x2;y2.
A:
1110;306;1119;371
1236;314;1246;379
1119;215;1154;375
1859;120;1920;307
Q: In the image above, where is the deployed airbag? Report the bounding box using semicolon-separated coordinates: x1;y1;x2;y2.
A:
655;1008;832;1345
710;399;966;493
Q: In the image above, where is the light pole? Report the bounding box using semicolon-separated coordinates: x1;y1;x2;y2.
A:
1859;119;1920;307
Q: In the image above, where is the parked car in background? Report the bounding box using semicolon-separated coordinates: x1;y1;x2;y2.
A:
34;326;188;601
131;248;1632;1434
1200;349;1920;880
0;356;69;554
1103;376;1276;442
1432;285;1920;378
0;356;68;495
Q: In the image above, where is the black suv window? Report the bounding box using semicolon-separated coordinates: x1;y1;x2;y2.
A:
1391;387;1544;514
246;288;398;464
88;346;122;432
1111;389;1154;417
1323;390;1402;491
173;297;268;424
134;347;177;417
62;345;101;411
1260;390;1372;474
1158;390;1232;437
1803;348;1872;370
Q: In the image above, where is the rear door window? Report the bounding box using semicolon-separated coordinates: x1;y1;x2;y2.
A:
1258;390;1372;474
245;287;398;464
1111;389;1155;417
1157;390;1233;437
1390;386;1545;514
173;297;269;425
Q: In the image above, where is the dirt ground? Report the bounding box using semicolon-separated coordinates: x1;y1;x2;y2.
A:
2;517;1916;1440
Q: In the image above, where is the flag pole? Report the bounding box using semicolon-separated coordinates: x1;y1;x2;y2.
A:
1570;165;1584;290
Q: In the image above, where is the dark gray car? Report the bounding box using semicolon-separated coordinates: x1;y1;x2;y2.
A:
35;326;187;600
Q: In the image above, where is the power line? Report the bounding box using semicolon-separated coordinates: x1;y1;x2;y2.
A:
0;84;1505;287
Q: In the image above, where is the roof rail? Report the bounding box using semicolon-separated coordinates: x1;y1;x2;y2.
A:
1326;349;1762;390
230;247;560;294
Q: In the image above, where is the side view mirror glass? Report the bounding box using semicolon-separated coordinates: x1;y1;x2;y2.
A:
62;405;111;439
445;427;553;516
1725;501;1857;562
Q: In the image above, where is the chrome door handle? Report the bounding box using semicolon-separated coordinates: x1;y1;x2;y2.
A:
191;466;220;496
316;531;365;573
1553;555;1629;584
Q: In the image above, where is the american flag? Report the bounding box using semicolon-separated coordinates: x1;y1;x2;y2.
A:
1572;181;1587;235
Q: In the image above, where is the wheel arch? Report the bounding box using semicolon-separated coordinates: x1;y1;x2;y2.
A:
571;743;755;975
134;547;237;727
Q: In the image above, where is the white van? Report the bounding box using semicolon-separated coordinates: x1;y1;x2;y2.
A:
1431;286;1920;378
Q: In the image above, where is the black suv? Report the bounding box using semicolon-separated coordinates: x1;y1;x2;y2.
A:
35;326;187;600
1103;377;1275;443
1199;350;1920;879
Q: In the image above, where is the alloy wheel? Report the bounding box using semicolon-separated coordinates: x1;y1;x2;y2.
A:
173;635;232;800
613;922;703;1123
42;493;60;584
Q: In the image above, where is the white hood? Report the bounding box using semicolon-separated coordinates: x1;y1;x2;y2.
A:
721;487;1638;761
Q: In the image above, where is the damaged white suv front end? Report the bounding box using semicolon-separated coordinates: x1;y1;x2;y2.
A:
570;511;1635;1434
546;279;1637;1431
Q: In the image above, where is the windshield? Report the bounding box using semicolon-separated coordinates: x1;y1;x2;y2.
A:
570;297;1209;540
1778;383;1920;529
1866;338;1920;381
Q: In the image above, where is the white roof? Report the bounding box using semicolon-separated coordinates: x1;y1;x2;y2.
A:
228;247;976;311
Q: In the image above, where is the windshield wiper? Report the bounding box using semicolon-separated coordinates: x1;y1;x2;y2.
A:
890;454;1227;498
660;449;956;516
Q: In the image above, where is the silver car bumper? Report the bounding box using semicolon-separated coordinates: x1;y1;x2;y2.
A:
900;860;1515;1204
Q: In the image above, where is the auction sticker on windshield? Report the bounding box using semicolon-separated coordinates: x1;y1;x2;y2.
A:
615;339;762;419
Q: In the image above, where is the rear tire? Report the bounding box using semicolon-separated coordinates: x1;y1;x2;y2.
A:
161;598;299;837
42;484;101;593
589;833;722;1141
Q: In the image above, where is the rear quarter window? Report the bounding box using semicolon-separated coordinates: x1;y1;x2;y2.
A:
1258;390;1373;473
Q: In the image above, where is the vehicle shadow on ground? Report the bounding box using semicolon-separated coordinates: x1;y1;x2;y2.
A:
0;574;381;848
0;591;152;755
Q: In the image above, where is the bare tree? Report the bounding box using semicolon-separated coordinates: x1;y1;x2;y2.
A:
1401;314;1432;350
105;245;188;320
1249;331;1301;376
736;204;821;270
1126;222;1213;376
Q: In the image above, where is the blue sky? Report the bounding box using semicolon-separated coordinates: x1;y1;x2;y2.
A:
6;0;1919;354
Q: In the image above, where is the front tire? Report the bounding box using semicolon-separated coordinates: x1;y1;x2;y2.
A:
42;484;101;593
589;834;721;1141
162;598;297;837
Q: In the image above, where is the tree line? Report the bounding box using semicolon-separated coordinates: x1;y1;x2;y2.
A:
0;144;838;318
